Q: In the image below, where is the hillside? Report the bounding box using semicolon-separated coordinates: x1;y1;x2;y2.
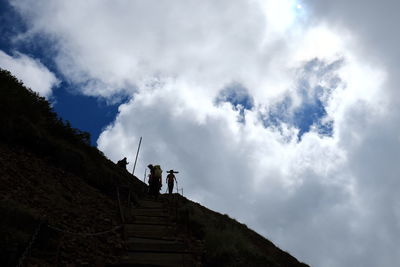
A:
0;69;309;266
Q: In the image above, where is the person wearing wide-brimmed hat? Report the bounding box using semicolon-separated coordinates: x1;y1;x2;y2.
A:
166;170;178;194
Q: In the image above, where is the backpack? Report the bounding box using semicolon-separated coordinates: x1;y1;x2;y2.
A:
153;165;162;179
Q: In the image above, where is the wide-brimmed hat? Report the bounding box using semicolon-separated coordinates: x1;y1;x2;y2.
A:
168;170;174;173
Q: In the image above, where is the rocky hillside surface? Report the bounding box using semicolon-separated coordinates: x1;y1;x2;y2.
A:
0;144;125;265
0;69;309;266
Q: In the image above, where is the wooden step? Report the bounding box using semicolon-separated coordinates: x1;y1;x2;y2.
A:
138;200;166;209
132;209;169;217
119;252;196;267
132;215;170;225
126;237;187;252
124;224;176;239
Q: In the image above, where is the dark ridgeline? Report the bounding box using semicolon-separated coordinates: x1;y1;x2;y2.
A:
0;69;309;266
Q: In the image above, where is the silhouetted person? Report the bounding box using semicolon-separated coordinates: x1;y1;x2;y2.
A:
117;157;129;169
166;170;178;194
147;164;155;195
148;164;162;198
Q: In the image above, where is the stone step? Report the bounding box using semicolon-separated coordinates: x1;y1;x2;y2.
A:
126;237;187;252
119;252;196;267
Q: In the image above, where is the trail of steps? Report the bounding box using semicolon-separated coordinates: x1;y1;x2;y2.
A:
114;196;202;267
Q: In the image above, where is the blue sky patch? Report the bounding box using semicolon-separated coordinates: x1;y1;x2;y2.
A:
264;58;342;140
0;2;26;50
51;85;126;145
215;83;254;123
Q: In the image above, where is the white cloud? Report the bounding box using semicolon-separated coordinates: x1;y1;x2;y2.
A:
0;50;59;97
10;0;400;266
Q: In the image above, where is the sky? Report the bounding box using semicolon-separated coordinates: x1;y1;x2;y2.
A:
1;1;400;266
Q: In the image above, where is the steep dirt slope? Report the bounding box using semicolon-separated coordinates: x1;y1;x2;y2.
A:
0;144;126;266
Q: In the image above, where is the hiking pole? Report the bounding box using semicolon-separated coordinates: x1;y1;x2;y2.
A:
132;136;142;176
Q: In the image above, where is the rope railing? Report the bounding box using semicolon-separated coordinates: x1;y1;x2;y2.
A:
46;224;123;237
176;181;183;196
16;221;43;267
15;180;133;266
15;150;143;266
15;220;123;267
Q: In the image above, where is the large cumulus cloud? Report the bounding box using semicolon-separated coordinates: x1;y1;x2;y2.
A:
9;0;400;266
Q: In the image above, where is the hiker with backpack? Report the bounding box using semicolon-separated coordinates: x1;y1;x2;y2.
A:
166;170;178;195
147;164;162;198
147;164;154;193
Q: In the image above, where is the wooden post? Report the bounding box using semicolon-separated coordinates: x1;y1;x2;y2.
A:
127;189;131;209
116;186;125;224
